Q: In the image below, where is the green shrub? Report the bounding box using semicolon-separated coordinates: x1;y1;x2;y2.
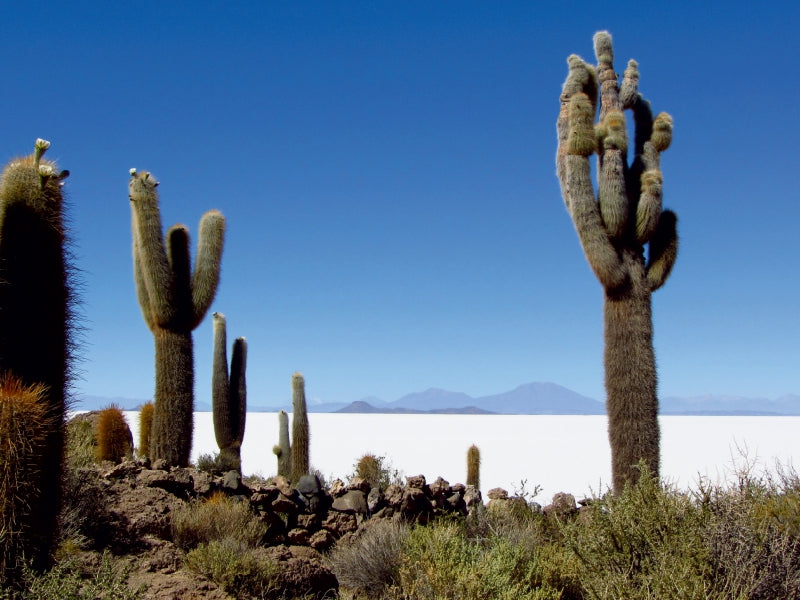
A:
195;451;241;475
172;492;266;551
557;466;711;600
351;453;401;491
0;551;146;599
185;538;278;599
395;521;559;600
327;519;409;597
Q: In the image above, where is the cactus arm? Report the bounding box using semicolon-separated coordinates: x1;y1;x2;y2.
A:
191;210;225;328
566;155;628;290
290;372;310;482
129;171;176;326
132;235;157;331
167;225;195;329
230;336;247;445
646;210;678;291
557;55;597;212
211;312;231;450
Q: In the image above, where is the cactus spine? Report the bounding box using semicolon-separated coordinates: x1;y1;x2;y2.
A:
129;170;225;467
211;312;247;468
466;444;481;490
0;139;72;573
290;372;310;482
556;32;678;492
273;409;291;478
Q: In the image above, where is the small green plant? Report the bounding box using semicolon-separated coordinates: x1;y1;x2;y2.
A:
327;519;409;598
195;451;241;475
351;453;402;491
137;401;154;459
0;550;147;599
172;492;266;551
95;405;131;463
185;538;279;599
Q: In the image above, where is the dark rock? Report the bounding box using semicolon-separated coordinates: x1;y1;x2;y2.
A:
367;487;383;512
297;474;323;496
347;477;371;493
406;475;426;489
308;529;335;551
331;490;367;514
543;492;578;519
383;483;404;508
322;511;358;537
487;487;508;500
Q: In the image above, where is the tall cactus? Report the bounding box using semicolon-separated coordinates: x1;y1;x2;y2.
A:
212;312;247;468
290;372;310;482
555;32;678;492
0;139;72;572
129;169;225;467
272;409;291;478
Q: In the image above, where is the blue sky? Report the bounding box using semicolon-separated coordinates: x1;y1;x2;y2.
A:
2;1;797;408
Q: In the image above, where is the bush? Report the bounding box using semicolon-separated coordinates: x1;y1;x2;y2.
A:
0;551;146;599
350;454;402;491
195;451;241;475
172;492;266;551
394;520;559;600
327;519;409;597
185;538;279;599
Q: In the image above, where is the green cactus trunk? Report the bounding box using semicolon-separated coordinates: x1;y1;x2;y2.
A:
151;328;195;466
129;169;225;468
556;33;678;493
290;372;310;483
466;444;481;490
274;409;291;478
0;140;71;574
212;312;247;468
604;249;659;492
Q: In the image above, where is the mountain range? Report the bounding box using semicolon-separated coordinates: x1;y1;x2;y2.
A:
75;384;800;416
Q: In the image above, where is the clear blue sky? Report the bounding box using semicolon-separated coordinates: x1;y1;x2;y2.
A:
2;1;797;408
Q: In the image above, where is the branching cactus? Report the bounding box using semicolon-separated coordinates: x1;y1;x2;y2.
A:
273;409;291;478
212;312;247;469
129;169;225;467
290;372;310;482
556;32;678;492
466;444;481;490
0;139;73;572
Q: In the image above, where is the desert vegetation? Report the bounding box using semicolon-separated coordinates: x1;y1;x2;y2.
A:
0;30;796;600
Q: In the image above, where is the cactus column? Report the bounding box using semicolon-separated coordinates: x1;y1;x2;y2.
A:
555;32;678;492
290;372;310;482
0;139;72;573
212;312;247;467
129;170;225;467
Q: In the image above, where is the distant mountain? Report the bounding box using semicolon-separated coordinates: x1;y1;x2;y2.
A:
661;394;800;416
475;382;604;414
387;388;475;411
77;389;800;416
336;401;495;415
74;395;150;411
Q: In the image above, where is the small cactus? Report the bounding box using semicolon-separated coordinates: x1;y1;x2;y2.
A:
466;444;481;490
138;401;154;459
211;312;247;470
273;409;291;478
129;169;225;467
290;372;310;482
0;374;54;586
95;405;132;463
